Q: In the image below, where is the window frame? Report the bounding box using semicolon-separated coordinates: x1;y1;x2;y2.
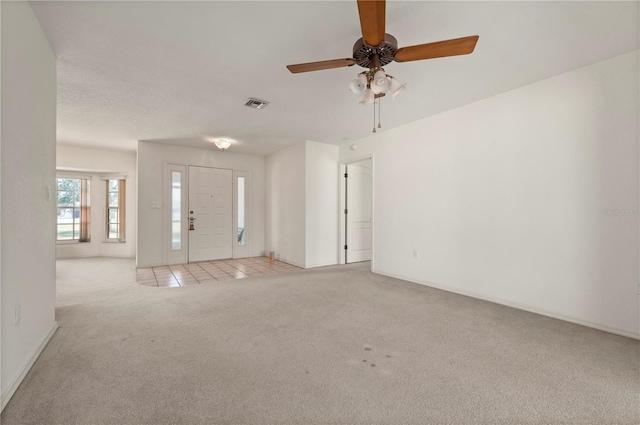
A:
233;170;251;258
105;178;126;242
164;163;188;265
56;176;91;243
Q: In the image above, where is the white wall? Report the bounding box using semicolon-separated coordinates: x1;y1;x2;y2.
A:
339;51;640;338
305;141;339;268
265;142;306;267
266;140;339;268
1;1;58;409
56;145;137;259
137;141;265;267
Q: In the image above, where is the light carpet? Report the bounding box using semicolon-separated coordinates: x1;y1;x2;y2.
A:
2;257;638;424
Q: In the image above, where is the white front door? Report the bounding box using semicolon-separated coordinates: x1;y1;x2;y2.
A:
188;166;233;262
346;159;372;263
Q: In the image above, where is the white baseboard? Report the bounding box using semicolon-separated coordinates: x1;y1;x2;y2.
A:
305;261;338;269
1;322;59;411
277;258;305;268
373;269;640;341
55;253;97;259
57;254;135;260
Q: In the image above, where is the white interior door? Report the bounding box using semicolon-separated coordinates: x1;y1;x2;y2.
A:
346;160;372;263
188;166;233;262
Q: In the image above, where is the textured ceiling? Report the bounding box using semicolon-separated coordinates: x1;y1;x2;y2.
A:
30;1;639;156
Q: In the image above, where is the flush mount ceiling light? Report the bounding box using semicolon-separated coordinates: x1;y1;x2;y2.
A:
211;138;232;151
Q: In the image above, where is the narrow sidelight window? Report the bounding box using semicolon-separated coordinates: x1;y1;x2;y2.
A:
106;179;126;241
171;171;181;250
237;176;245;246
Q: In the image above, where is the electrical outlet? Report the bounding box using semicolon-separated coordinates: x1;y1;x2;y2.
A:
14;303;21;325
412;249;419;259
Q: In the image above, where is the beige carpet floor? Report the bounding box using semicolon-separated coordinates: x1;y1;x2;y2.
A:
2;257;638;424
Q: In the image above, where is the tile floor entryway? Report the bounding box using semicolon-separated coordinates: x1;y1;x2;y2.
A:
136;256;302;287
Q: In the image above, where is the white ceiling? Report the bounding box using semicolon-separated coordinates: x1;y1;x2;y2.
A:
30;1;639;156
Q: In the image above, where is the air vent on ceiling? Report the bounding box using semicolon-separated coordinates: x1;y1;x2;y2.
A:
244;98;269;110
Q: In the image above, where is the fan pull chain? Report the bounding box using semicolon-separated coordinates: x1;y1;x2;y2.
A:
378;97;382;129
372;99;377;133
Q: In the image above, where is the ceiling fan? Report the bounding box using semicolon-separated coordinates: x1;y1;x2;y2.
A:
286;0;479;107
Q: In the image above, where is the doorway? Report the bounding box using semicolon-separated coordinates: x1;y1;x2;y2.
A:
164;164;250;265
343;158;373;264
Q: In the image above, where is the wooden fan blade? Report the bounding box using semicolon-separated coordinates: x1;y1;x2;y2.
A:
287;58;357;74
357;0;386;47
394;35;479;63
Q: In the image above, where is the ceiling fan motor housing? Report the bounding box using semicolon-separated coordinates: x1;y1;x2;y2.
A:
352;33;398;69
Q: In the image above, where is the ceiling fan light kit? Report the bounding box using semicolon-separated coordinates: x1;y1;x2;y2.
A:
287;0;479;132
350;68;403;101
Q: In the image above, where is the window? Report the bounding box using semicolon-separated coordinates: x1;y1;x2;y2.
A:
106;179;126;241
237;176;245;246
233;170;250;257
171;171;181;250
165;164;187;265
57;178;90;242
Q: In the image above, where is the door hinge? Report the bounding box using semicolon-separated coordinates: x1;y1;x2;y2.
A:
344;209;348;215
344;245;348;250
344;173;348;178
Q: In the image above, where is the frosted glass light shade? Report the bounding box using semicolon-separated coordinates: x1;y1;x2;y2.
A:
392;83;406;99
348;76;367;96
214;139;231;150
360;89;374;106
373;70;387;85
389;77;406;99
370;70;390;94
